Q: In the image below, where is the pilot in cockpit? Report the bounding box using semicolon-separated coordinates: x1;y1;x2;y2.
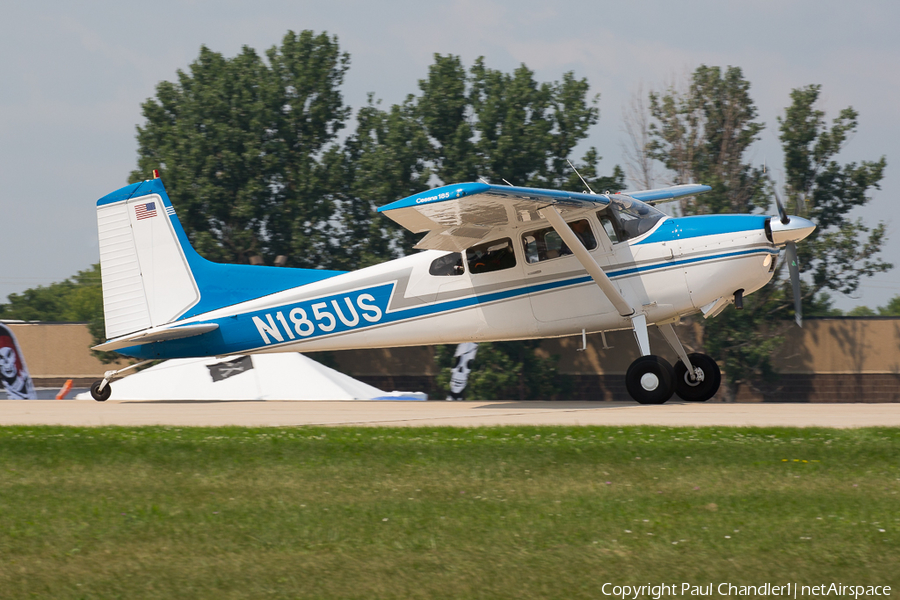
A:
570;219;594;248
559;219;595;256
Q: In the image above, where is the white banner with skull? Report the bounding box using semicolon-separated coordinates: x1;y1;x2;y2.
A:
447;342;478;401
0;324;36;399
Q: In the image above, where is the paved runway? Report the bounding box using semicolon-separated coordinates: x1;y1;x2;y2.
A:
1;400;899;428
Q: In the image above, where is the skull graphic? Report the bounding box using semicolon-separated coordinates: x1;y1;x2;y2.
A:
447;342;478;401
0;346;16;379
0;327;36;399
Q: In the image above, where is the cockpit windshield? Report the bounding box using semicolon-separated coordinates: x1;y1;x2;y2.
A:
599;197;665;242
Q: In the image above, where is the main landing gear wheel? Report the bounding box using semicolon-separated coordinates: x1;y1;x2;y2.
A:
673;353;721;402
90;380;112;402
625;355;675;404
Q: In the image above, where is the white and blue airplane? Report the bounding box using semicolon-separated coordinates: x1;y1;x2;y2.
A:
89;175;815;403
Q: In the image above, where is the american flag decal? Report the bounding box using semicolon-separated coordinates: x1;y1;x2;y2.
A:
135;202;157;220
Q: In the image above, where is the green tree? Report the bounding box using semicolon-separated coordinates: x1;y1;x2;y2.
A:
131;30;350;268
648;65;767;216
417;55;478;185
877;296;900;316
845;295;900;317
778;84;890;298
326;95;433;269
0;265;101;323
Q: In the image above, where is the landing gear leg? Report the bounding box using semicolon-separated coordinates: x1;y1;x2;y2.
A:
658;322;720;402
624;315;675;404
89;360;153;402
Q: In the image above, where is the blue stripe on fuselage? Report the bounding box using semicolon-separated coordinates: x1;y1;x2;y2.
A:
636;215;769;245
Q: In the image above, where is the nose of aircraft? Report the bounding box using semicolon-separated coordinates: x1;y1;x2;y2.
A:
769;215;816;245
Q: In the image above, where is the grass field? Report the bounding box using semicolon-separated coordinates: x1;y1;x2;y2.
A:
0;425;898;599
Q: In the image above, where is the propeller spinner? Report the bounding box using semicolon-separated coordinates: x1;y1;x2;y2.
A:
770;190;816;327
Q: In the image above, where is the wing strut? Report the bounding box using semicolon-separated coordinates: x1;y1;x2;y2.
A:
539;207;634;317
540;206;661;356
658;322;695;375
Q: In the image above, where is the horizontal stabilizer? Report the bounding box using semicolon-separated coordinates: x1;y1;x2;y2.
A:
92;323;219;352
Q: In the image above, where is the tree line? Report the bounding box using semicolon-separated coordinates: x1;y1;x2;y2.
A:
0;30;890;399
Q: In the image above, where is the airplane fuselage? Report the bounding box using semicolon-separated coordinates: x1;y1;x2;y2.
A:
119;212;778;360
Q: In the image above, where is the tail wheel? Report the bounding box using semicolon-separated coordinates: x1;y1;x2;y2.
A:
90;381;112;402
673;353;721;402
625;355;675;404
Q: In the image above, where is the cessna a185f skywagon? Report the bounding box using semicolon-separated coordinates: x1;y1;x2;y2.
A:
89;175;815;403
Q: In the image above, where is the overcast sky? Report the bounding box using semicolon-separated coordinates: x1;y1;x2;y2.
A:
2;0;898;311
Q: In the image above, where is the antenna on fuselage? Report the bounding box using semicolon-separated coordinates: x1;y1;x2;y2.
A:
567;159;596;194
501;178;514;186
479;177;490;184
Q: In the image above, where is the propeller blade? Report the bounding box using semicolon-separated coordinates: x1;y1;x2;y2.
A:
774;189;790;225
785;241;802;327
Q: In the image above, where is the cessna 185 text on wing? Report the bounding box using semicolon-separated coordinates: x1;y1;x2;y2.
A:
89;175;815;403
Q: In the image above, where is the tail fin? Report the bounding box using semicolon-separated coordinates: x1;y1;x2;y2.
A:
97;179;201;339
96;178;345;342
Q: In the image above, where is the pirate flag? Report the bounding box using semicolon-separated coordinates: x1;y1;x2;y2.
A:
207;355;254;382
0;324;37;399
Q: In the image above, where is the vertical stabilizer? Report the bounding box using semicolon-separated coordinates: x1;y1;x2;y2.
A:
97;185;199;339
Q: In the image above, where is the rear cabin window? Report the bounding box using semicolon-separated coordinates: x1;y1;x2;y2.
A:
521;219;597;264
466;238;516;274
429;252;464;276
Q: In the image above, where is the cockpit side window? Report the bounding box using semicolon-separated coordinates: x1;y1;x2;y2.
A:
597;197;664;243
429;252;464;276
522;219;597;264
466;238;516;274
597;212;622;244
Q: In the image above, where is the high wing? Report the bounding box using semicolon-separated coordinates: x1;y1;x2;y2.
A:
624;184;711;205
377;182;710;251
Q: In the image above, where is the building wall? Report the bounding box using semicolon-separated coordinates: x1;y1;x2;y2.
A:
4;323;130;386
9;318;900;401
773;318;900;374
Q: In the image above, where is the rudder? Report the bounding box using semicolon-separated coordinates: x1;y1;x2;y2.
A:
97;179;199;339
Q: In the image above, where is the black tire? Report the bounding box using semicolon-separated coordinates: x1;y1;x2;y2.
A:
625;355;675;404
90;380;111;402
673;353;721;402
